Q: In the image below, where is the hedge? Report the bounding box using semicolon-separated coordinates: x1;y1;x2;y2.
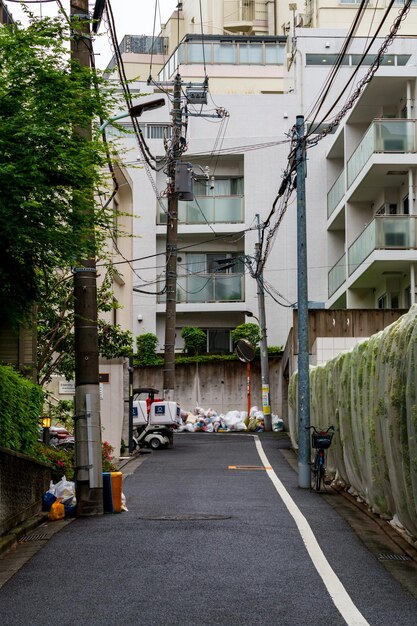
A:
0;365;44;455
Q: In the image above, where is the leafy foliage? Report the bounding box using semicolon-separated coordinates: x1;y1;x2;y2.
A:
0;15;122;324
37;269;133;385
181;327;207;355
135;333;161;366
0;365;44;454
33;440;116;481
231;323;260;348
34;443;75;482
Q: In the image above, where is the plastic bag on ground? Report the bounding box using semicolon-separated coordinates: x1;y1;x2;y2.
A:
272;415;284;431
54;476;76;505
48;499;65;521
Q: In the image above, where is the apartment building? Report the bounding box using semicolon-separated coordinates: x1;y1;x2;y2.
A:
108;1;417;357
326;70;417;311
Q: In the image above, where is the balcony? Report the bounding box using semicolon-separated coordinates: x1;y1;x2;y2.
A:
347;119;417;188
328;254;346;297
224;0;255;33
157;273;244;304
158;196;244;225
348;216;417;275
327;170;345;219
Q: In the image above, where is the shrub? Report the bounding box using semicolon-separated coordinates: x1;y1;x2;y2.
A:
231;323;260;348
181;327;207;355
135;333;160;366
34;443;74;482
0;365;44;455
33;440;117;482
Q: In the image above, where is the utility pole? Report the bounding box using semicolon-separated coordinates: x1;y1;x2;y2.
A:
255;214;272;431
295;115;311;489
71;1;103;515
163;73;182;400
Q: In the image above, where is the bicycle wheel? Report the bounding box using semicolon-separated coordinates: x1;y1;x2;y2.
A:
315;453;324;492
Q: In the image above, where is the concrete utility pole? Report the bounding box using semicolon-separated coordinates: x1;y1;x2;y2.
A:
163;73;182;400
255;214;272;431
295;115;311;489
71;0;103;515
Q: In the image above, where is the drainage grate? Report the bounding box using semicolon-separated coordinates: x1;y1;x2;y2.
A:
378;553;412;562
140;514;232;521
18;533;48;543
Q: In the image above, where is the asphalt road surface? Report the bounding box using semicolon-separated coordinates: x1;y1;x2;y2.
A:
1;433;416;626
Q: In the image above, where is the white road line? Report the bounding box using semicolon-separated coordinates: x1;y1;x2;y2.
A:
254;436;370;626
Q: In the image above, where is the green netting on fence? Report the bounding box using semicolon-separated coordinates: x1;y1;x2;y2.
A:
289;305;417;538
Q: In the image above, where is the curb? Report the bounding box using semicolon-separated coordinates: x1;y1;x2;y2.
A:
0;512;49;558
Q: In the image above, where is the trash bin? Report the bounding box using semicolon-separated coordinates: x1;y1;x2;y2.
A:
110;471;123;513
102;471;123;513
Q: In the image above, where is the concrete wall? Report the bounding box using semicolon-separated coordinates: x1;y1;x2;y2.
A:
133;357;283;417
0;447;51;536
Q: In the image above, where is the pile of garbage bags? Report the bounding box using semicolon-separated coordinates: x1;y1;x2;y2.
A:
42;476;77;520
178;406;284;433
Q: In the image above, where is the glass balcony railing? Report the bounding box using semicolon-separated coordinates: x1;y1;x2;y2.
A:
327;170;345;218
157;273;244;304
347;119;417;188
158;196;244;225
328;253;346;297
348;216;417;275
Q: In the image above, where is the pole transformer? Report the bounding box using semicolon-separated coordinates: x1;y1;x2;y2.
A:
255;214;272;431
71;0;103;515
295;115;311;489
163;73;182;400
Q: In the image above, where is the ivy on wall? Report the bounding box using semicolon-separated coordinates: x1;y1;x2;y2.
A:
0;365;44;455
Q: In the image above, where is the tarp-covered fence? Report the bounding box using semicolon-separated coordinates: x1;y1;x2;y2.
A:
289;306;417;540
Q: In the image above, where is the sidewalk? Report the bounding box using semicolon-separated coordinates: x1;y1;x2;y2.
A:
0;449;148;588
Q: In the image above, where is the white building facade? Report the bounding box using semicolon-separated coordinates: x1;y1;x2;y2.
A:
107;1;417;355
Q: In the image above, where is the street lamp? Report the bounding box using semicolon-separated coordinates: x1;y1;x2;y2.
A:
245;310;259;323
98;98;166;133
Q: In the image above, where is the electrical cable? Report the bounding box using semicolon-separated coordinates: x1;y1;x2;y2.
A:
306;0;411;143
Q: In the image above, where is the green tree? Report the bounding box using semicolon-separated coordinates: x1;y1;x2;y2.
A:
181;327;207;355
231;323;260;348
37;268;133;385
0;14;121;324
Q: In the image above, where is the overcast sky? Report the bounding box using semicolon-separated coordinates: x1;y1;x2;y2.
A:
3;0;177;68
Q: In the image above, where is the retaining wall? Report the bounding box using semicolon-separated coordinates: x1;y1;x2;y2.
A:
0;447;51;536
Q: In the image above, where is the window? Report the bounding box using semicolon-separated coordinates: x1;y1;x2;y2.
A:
239;43;263;64
403;195;409;215
194;177;243;196
206;329;232;353
147;125;172;139
378;294;388;309
213;43;237;64
185;253;243;274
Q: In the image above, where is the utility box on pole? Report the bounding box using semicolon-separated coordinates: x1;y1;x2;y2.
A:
174;162;194;200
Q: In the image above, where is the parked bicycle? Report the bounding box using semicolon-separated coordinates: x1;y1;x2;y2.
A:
307;425;335;492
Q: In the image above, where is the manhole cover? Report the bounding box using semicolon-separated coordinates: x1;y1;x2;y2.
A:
378;553;412;562
140;514;232;521
18;533;48;543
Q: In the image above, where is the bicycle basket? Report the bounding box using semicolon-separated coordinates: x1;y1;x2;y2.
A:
312;432;333;449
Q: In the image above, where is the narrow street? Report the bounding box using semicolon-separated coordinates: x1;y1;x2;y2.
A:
1;433;417;626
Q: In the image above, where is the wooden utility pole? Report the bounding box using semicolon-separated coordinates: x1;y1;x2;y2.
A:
71;1;103;515
163;73;182;400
